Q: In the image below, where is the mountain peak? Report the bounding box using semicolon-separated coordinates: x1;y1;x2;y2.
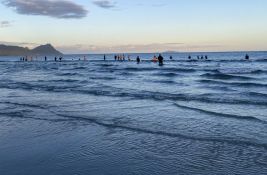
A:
32;44;62;55
0;43;63;56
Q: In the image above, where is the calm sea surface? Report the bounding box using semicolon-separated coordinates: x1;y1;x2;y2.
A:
0;52;267;175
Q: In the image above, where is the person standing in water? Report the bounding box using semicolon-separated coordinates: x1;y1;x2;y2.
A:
136;56;141;64
45;56;47;61
205;55;208;60
170;55;173;60
188;55;192;59
104;54;106;61
152;55;158;63
245;54;250;60
158;54;164;66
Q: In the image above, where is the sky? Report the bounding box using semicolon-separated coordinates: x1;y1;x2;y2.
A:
0;0;267;54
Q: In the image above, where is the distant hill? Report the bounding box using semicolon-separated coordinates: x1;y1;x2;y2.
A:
163;51;180;54
0;45;30;56
31;44;62;56
0;44;63;56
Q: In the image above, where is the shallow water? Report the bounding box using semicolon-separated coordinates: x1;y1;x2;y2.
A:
0;52;267;175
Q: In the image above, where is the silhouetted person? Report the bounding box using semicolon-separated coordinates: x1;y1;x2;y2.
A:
245;54;249;60
45;56;47;61
59;57;62;61
158;54;164;66
197;56;200;60
104;54;106;61
114;55;117;61
55;57;57;61
188;55;191;59
205;55;208;60
201;55;204;59
136;56;141;64
170;56;173;60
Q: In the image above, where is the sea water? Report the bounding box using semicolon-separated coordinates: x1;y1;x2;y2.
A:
0;52;267;175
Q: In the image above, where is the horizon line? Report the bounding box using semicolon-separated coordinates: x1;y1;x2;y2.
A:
62;50;267;55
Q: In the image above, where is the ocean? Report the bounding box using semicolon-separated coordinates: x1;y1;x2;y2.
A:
0;51;267;175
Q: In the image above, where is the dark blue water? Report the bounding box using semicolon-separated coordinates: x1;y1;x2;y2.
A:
0;52;267;175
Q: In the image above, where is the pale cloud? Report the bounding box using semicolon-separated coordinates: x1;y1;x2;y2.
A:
2;0;88;19
0;21;11;27
136;2;167;8
0;41;40;48
57;42;225;54
151;3;167;7
93;0;116;9
57;43;179;54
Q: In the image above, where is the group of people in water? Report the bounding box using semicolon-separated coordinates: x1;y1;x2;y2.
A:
20;56;32;62
112;54;165;65
19;54;250;63
111;53;250;65
113;54;131;61
194;55;208;60
150;54;164;65
20;56;63;62
54;56;63;62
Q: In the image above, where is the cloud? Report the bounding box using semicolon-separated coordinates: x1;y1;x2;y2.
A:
164;43;184;45
136;2;167;8
57;42;225;54
93;0;116;9
151;3;167;7
57;43;186;54
0;21;11;27
0;41;40;48
2;0;88;19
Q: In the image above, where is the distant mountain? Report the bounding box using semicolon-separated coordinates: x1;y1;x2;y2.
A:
0;44;63;56
0;45;30;56
31;44;62;56
163;51;180;54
